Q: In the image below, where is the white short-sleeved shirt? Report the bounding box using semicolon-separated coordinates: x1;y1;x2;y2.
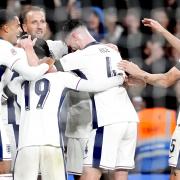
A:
8;72;83;149
61;43;139;128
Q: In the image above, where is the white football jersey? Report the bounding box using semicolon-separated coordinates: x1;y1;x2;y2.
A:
0;40;23;70
61;43;139;128
0;40;21;96
7;72;82;149
0;39;49;83
46;40;68;60
64;91;92;138
47;40;92;138
1;70;20;156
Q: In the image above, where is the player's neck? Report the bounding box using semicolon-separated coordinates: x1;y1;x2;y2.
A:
81;36;96;49
0;32;6;41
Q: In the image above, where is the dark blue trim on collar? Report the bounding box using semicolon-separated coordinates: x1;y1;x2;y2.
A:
83;41;100;49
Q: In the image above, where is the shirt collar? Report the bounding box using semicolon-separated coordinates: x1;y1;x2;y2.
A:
83;41;100;49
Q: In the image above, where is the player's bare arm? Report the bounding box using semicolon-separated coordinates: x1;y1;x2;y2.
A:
17;35;39;66
118;60;180;87
142;18;180;53
118;60;146;87
118;60;143;78
0;160;11;174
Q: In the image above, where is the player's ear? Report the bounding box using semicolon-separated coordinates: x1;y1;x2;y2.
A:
1;24;9;33
71;31;78;40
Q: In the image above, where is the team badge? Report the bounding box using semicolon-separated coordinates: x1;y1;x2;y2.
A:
10;48;17;56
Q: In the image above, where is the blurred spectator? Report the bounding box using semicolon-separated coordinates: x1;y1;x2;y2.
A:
20;0;67;39
66;0;82;20
164;0;179;28
0;0;8;8
86;6;106;42
132;96;146;112
118;8;146;67
141;40;178;110
103;7;124;44
80;0;103;9
6;0;21;13
150;8;171;45
174;80;180;104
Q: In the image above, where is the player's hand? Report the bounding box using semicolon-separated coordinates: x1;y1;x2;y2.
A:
47;65;57;73
118;60;142;77
142;18;165;33
0;160;11;174
40;57;55;70
106;43;119;52
17;35;37;50
125;75;146;88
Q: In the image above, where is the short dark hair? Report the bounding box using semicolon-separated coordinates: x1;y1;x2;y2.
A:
0;9;17;27
61;19;85;41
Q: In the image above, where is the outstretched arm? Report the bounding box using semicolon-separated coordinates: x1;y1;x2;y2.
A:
77;75;125;92
118;60;180;88
142;18;180;53
63;71;125;92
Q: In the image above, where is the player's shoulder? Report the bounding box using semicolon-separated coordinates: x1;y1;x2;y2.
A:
46;40;68;59
86;43;115;54
0;40;26;58
13;47;26;57
0;39;14;50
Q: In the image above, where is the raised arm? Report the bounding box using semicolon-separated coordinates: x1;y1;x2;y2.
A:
17;35;39;66
142;18;180;53
118;60;180;87
11;49;55;81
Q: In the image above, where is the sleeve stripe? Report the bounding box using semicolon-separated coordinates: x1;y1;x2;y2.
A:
75;78;81;90
3;85;16;97
10;58;20;70
2;94;8;100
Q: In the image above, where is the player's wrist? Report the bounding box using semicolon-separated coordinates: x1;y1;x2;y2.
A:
141;71;149;83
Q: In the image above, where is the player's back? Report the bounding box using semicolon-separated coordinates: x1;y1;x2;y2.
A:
61;44;139;127
11;72;78;149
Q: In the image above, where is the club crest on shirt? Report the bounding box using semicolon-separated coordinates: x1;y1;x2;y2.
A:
83;145;88;159
10;48;17;56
